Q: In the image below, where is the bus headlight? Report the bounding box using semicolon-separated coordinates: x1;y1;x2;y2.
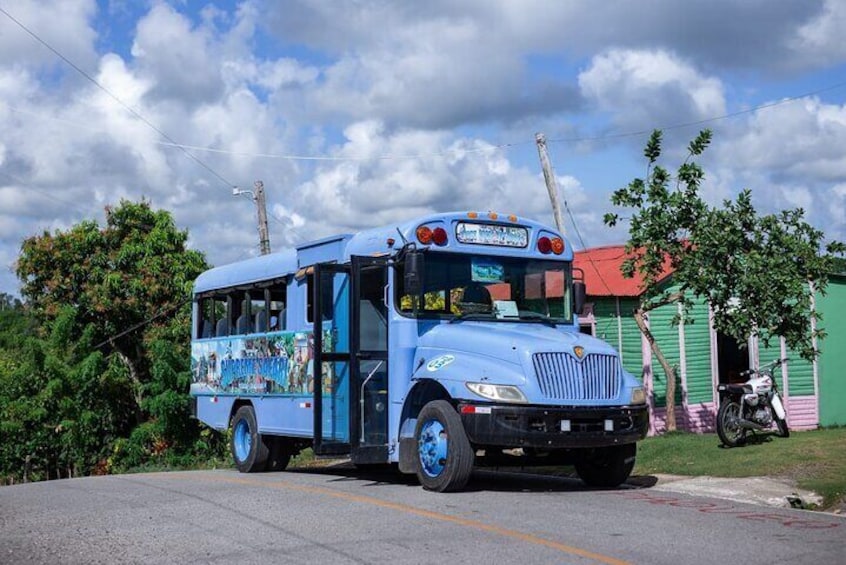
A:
630;387;646;405
466;383;527;403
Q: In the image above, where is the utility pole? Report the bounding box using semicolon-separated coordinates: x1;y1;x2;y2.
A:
233;180;271;255
535;132;566;235
254;181;271;255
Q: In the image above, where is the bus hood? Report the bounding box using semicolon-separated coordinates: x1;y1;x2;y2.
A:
412;322;621;393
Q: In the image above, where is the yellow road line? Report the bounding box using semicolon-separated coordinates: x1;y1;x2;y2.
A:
173;473;631;565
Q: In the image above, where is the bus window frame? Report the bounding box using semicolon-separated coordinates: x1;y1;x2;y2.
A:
194;276;288;338
393;252;575;325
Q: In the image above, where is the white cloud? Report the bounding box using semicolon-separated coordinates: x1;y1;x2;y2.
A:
0;0;98;70
792;0;846;67
130;3;224;104
286;121;559;239
717;97;846;182
579;49;726;131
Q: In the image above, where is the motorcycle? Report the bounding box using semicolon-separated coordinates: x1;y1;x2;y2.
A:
716;358;790;447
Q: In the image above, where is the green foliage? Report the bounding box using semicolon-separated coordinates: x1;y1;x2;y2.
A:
605;129;845;362
1;200;227;484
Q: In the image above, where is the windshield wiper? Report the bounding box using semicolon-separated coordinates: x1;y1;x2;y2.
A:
448;312;496;324
517;312;558;327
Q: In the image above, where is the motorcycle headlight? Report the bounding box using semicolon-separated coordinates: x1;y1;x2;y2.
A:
466;382;527;404
630;387;646;405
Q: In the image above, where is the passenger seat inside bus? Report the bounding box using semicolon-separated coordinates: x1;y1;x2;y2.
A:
254;310;266;333
215;318;228;337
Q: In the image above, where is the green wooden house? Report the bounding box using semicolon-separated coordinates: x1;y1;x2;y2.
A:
574;247;846;434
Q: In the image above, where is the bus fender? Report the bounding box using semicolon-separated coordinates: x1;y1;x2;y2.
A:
398;379;451;474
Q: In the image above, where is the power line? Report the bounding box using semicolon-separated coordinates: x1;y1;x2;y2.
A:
0;5;237;192
92;299;189;351
4;79;846;164
546;80;846;144
562;201;616;297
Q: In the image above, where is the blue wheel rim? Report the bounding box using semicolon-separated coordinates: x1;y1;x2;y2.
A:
234;418;252;462
418;419;448;477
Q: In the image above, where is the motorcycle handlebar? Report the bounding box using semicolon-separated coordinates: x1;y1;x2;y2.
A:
745;358;790;376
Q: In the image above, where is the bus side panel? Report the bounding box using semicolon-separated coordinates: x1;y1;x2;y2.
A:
194;395;236;431
254;396;315;437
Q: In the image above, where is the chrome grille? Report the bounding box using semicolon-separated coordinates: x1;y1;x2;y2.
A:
532;353;622;400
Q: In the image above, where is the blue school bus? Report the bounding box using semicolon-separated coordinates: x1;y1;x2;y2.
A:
189;211;648;491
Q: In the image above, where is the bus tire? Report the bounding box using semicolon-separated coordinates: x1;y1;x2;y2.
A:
575;444;635;488
414;400;474;492
263;436;292;472
230;405;268;473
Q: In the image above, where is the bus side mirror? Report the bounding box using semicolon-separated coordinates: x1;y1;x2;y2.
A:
404;251;425;296
573;281;586;315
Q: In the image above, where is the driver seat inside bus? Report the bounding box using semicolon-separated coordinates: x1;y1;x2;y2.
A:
462;283;492;307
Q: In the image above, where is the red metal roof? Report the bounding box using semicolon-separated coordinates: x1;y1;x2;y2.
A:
573;245;675;297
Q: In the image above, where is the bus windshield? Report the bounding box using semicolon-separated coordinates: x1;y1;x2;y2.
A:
397;252;573;324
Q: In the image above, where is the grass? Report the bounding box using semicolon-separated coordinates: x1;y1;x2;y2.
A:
633;427;846;510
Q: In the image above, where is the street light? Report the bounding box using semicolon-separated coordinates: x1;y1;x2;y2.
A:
233;181;271;255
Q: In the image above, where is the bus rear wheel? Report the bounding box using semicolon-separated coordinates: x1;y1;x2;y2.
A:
414;400;474;492
263;436;293;472
231;405;268;473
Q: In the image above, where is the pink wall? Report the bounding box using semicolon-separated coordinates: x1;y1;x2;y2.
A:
786;396;818;430
648;398;816;435
648;406;687;436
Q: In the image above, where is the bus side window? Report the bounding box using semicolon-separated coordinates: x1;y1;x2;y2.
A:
199;298;212;339
216;294;233;337
306;272;333;323
268;286;286;331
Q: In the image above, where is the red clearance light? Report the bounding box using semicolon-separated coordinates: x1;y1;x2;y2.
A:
551;237;564;254
537;236;552;254
460;405;476;414
432;227;448;246
416;225;433;244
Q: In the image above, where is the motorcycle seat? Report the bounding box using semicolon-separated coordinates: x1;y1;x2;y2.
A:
718;383;752;395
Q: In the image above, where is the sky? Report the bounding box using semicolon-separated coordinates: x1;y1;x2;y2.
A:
1;0;846;297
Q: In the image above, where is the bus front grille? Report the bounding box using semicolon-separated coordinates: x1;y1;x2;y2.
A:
532;353;622;401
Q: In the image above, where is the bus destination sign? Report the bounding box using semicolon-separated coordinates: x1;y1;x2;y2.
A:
455;222;529;248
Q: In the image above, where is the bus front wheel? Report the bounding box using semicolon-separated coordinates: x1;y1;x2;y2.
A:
414;400;474;492
230;405;269;473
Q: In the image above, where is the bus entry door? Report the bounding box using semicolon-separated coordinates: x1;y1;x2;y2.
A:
351;255;389;464
313;263;351;455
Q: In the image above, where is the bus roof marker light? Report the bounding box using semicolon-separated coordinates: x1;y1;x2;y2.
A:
537;236;552;254
467;211;478;219
551;237;564;255
416;225;433;244
432;227;448;246
508;214;517;222
488;211;498;220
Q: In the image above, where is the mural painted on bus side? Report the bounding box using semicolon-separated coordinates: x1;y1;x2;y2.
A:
191;330;336;395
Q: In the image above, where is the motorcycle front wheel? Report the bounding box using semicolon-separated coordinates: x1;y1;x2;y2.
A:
776;416;790;438
717;400;747;447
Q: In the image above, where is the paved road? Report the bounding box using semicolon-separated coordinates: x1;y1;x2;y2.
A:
1;467;843;564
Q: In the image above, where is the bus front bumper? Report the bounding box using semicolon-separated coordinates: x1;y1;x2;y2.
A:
458;403;648;449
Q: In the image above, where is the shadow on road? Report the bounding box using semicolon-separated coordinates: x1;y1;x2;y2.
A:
285;463;660;493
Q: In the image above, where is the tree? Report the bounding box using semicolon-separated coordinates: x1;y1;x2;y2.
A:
605;130;844;431
16;199;208;424
4;200;218;480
